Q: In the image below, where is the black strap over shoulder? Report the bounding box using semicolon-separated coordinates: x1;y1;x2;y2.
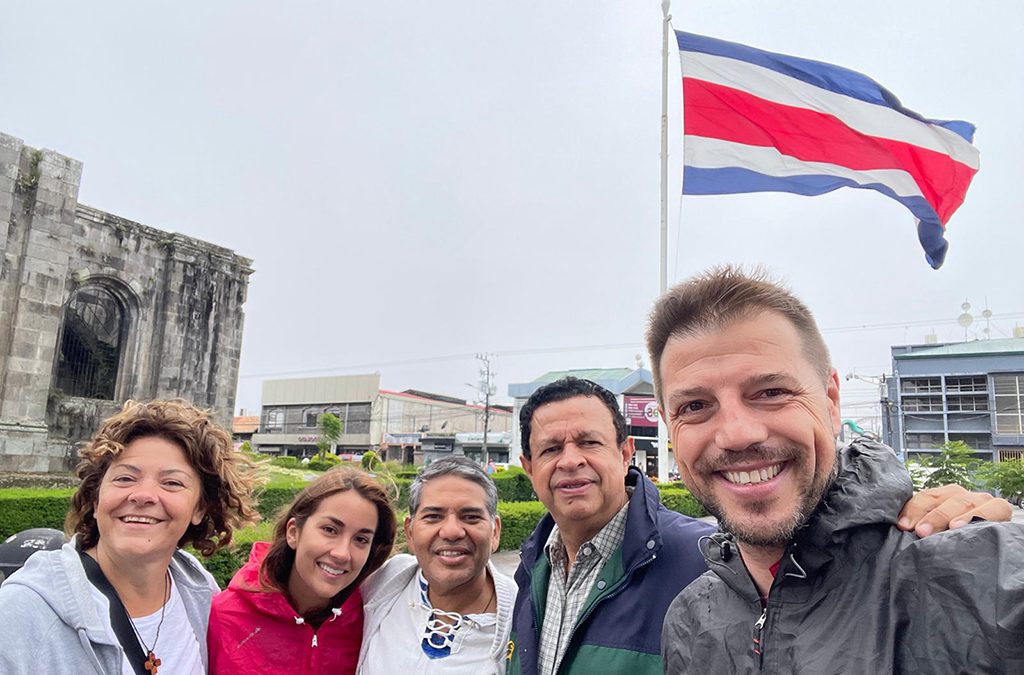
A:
78;550;149;675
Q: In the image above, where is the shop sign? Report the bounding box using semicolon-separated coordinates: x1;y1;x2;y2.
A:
623;395;658;427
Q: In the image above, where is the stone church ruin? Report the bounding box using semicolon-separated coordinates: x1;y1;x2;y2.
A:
0;131;252;471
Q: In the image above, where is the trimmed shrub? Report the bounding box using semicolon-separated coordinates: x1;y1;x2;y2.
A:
361;451;381;472
0;488;75;538
201;543;254;588
491;466;536;502
497;501;548;551
307;453;342;471
392;468;420;480
254;485;304;520
270;456;299;469
658;488;707;518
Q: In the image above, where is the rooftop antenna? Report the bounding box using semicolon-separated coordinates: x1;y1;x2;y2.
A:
957;300;973;341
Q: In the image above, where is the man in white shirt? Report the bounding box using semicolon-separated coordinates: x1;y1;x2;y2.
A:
357;456;517;675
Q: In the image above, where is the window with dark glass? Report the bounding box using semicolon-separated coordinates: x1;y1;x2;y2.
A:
54;287;123;399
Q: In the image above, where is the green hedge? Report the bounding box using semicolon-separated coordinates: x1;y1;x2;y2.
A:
497;501;548;551
658;488;707;518
491;466;536;502
270;456;299;469
0;488;74;538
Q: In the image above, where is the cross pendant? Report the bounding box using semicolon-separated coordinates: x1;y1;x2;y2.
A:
144;651;162;674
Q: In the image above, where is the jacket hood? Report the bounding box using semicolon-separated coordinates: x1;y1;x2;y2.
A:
3;540;115;647
805;440;913;548
3;537;218;646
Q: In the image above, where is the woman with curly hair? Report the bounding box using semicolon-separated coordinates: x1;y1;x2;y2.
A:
208;468;396;675
0;399;259;675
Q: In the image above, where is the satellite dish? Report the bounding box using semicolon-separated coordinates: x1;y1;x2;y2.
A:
957;312;973;328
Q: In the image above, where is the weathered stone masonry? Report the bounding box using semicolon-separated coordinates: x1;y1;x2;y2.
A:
0;131;252;471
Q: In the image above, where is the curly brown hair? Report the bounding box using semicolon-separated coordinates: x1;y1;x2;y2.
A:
66;399;261;556
260;468;396;619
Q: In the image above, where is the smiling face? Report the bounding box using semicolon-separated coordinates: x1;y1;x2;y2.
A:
286;489;378;615
521;396;633;545
405;475;501;600
93;436;205;564
658;311;842;549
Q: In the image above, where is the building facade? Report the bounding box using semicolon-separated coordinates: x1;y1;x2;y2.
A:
0;132;251;471
250;374;512;463
881;337;1024;462
507;367;664;474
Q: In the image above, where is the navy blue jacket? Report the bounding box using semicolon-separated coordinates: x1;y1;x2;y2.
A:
507;467;714;675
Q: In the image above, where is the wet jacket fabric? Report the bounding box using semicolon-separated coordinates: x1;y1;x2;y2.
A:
662;440;1024;674
0;538;216;675
356;553;518;674
208;541;363;675
507;467;714;675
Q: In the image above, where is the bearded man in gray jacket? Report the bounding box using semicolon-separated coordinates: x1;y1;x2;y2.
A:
650;266;1024;674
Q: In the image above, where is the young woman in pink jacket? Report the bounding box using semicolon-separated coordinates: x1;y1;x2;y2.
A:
208;468;396;674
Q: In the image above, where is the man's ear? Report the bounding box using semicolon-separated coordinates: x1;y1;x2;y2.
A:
491;515;502;553
620;436;636;470
403;515;415;554
826;369;842;438
520;454;532;477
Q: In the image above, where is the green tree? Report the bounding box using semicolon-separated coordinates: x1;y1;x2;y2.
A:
978;458;1024;505
918;440;982;490
316;412;343;462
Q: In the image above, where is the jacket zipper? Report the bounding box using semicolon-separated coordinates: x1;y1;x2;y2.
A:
752;607;766;669
555;553;657;675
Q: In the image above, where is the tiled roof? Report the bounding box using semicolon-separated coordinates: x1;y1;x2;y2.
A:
232;415;260;434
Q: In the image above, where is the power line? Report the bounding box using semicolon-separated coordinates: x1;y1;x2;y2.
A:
238;311;1024;381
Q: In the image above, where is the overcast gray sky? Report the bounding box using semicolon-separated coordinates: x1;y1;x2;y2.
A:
3;1;1021;432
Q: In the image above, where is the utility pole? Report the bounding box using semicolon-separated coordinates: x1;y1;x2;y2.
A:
476;353;496;463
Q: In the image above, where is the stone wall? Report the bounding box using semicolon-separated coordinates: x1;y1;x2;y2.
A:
0;132;252;471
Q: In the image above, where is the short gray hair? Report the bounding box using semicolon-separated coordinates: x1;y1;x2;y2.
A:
408;455;498;519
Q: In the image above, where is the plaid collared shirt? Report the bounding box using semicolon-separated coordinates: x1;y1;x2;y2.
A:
536;497;631;675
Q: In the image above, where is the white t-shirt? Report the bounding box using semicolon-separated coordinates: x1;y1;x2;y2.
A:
89;575;204;675
361;571;501;675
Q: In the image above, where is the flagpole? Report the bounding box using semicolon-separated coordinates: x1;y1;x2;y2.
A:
657;0;671;483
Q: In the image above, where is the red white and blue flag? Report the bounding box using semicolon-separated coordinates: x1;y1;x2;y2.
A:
677;31;980;269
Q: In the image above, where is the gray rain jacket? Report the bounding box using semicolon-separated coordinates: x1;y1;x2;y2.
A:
662;441;1024;674
0;539;217;675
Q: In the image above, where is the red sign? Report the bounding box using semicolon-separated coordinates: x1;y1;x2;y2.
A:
624;395;658;427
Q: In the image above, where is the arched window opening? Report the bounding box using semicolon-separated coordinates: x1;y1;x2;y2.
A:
54;286;124;399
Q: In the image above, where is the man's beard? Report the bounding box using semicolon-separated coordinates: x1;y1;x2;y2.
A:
689;444;838;548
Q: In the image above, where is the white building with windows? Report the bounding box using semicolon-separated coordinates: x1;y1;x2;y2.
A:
250;374;512;463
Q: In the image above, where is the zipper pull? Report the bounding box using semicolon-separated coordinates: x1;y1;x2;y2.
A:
752;607;766;664
312;634;318;648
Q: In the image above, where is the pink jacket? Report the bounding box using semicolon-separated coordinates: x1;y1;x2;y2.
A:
208;542;363;675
